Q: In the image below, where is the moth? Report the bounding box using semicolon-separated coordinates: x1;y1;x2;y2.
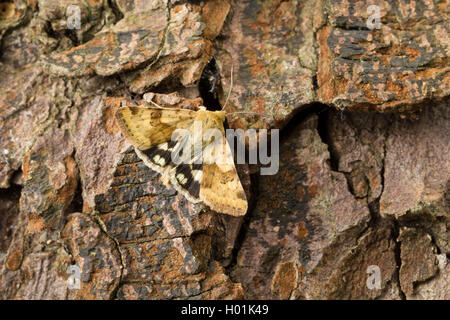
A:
115;103;248;216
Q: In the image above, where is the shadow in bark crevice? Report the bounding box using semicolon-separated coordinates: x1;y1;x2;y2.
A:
0;181;22;253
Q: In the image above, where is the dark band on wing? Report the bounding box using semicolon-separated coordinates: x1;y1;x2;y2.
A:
142;144;172;168
175;163;202;199
168;140;178;149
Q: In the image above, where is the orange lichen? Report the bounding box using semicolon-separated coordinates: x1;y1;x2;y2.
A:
271;261;298;299
317;27;336;103
5;249;22;271
243;47;266;78
297;221;309;239
26;213;46;234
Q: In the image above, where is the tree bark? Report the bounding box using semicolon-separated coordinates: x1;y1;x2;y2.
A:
0;0;448;299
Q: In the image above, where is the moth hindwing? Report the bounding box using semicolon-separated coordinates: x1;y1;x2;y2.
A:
115;105;248;216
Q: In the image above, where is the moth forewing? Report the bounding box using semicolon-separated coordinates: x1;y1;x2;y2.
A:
200;135;248;216
115;106;197;148
115;107;154;150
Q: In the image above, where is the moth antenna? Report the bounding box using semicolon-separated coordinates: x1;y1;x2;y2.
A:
229;111;260;115
227;111;272;118
221;62;233;111
220;61;271;119
147;99;164;109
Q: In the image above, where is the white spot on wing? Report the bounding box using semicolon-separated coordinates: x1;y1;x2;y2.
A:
192;169;202;182
177;173;187;185
159;142;168;150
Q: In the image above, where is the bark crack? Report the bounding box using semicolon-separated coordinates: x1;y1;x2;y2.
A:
91;213;126;300
392;220;407;300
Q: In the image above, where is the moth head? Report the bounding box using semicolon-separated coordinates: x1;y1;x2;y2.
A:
213;111;226;122
196;109;226;125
